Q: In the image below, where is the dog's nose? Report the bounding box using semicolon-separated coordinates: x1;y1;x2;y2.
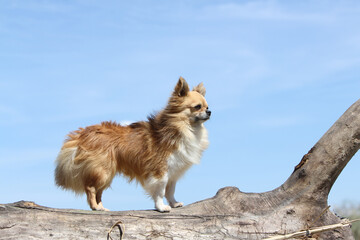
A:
206;110;211;116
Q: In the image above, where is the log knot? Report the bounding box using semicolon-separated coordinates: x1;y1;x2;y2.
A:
215;186;241;201
12;201;41;209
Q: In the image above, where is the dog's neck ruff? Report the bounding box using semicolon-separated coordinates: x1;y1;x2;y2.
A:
166;123;208;181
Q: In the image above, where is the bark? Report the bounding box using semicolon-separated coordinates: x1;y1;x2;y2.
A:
1;99;360;240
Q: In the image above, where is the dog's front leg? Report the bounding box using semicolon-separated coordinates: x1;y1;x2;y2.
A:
165;181;183;208
144;175;171;212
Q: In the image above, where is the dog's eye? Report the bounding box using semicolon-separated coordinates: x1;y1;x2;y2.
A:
194;104;202;110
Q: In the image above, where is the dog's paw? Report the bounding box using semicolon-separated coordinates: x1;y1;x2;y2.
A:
93;206;110;211
156;204;171;212
170;202;184;208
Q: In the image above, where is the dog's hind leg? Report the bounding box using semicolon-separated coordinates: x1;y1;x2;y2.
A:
85;186;99;210
85;186;103;211
85;186;109;211
96;189;109;211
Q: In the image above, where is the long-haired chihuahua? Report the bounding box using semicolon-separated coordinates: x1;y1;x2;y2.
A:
55;77;210;212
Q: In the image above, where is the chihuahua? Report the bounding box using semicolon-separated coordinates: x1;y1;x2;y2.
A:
55;77;210;212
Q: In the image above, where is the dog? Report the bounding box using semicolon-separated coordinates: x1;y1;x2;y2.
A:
55;77;210;212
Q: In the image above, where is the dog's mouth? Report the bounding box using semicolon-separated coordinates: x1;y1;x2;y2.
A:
197;117;208;121
195;115;211;122
192;110;211;123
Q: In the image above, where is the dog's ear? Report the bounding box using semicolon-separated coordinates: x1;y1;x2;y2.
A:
193;82;206;96
173;77;190;97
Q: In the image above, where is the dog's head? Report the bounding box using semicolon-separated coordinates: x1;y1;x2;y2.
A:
166;77;211;125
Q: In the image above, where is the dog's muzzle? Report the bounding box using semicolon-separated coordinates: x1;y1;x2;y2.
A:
195;109;211;122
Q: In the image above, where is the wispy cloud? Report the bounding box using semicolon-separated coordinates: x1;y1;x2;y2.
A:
4;0;73;14
200;1;334;23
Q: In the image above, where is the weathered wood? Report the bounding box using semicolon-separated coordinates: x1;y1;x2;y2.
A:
1;99;360;239
264;219;360;240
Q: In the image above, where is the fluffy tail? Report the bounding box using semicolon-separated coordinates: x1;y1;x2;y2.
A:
55;146;84;193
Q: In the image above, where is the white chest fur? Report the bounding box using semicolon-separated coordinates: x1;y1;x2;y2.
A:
167;124;209;181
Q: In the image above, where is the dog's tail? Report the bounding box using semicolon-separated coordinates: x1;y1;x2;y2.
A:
55;141;84;193
55;128;118;194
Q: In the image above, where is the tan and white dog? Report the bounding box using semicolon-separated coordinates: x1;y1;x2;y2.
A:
55;77;210;212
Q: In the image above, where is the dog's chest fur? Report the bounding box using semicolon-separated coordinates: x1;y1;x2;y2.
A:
166;124;208;181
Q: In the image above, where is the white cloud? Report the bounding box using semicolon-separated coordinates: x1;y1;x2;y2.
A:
120;120;133;126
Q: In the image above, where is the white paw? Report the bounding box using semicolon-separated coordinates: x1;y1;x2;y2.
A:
94;206;110;211
170;202;184;208
156;204;171;212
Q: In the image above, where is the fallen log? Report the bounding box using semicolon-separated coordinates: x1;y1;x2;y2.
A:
1;98;360;239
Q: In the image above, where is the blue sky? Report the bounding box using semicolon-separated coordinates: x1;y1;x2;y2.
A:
1;0;360;211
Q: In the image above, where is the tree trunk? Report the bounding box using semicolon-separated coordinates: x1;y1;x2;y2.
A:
2;99;360;240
